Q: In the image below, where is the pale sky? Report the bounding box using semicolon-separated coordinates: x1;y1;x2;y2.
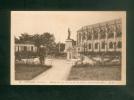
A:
11;11;126;43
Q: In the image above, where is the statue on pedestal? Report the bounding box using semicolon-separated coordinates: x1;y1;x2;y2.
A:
68;28;71;39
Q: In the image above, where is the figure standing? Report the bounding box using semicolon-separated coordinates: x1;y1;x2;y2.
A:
68;28;71;39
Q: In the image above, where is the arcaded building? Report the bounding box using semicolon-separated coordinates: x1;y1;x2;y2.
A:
76;19;122;55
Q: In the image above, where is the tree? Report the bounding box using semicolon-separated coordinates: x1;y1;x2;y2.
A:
40;33;55;54
15;37;20;43
56;42;65;53
32;34;42;55
19;33;32;43
15;32;56;64
32;33;56;64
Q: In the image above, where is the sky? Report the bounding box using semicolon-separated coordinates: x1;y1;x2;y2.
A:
11;11;126;43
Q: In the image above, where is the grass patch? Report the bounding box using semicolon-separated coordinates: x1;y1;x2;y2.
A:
15;63;52;80
68;64;121;81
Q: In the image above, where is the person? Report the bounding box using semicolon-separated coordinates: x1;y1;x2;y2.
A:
38;46;45;65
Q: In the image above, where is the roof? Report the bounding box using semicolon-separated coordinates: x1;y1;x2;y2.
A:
15;41;35;45
77;18;121;32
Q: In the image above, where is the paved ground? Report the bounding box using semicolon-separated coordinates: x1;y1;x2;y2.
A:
31;59;73;82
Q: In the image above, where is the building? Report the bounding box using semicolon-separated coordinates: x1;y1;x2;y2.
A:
15;42;37;52
76;18;122;56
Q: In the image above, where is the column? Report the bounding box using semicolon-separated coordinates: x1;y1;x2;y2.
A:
105;26;108;52
113;23;116;51
98;28;100;52
91;28;94;52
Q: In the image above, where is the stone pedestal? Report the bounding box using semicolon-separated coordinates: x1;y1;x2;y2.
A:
67;52;72;60
65;39;73;60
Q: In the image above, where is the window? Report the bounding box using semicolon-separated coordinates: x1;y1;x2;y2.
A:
18;46;19;52
117;41;121;48
108;32;114;38
116;32;122;37
94;33;98;39
24;46;27;51
31;46;33;52
89;44;91;49
109;42;113;49
101;42;105;49
20;46;24;51
95;43;98;49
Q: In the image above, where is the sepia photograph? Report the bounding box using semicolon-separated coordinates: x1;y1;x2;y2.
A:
11;11;126;85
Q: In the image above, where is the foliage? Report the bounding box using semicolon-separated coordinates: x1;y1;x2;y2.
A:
56;42;65;52
15;33;32;43
15;32;66;60
15;51;37;60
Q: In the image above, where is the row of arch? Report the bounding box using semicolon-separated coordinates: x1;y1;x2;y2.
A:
77;20;122;44
78;41;121;52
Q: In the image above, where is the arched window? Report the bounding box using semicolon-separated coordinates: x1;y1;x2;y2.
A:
109;42;113;49
117;41;122;48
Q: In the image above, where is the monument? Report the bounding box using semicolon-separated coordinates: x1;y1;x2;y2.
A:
65;28;74;60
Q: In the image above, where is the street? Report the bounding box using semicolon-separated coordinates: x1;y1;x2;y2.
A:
31;59;73;82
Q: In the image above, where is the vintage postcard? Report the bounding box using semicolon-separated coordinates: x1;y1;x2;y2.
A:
11;11;126;85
